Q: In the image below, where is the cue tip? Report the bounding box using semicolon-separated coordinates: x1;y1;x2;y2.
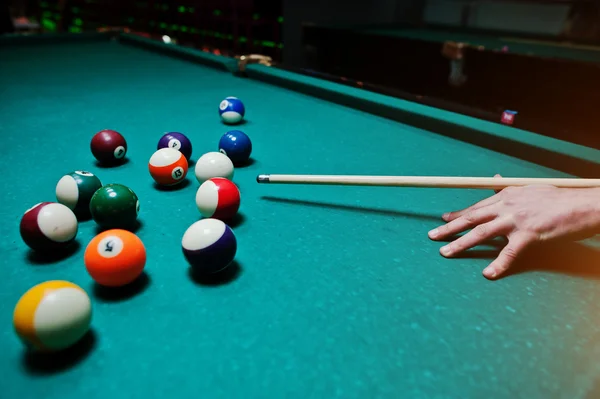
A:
257;174;270;183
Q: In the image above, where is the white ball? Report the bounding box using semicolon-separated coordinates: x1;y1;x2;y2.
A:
194;152;234;183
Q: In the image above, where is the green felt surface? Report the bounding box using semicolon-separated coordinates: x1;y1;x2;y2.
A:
2;34;600;399
360;28;600;63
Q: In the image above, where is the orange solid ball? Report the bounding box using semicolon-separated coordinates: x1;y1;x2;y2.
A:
148;147;188;186
84;229;146;287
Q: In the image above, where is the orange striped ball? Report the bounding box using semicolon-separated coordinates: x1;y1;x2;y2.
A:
148;147;188;186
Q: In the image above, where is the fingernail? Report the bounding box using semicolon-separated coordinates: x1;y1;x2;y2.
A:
429;228;439;238
442;213;450;221
483;267;497;278
440;245;451;256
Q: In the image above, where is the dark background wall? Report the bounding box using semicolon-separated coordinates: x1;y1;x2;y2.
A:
13;0;599;66
282;0;424;67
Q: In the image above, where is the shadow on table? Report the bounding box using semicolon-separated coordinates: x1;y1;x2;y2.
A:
92;271;151;302
188;260;242;286
23;329;97;375
94;158;130;169
26;241;82;265
260;196;442;222
226;213;246;228
153;179;192;192
234;157;256;168
457;239;600;279
509;241;600;279
94;219;144;235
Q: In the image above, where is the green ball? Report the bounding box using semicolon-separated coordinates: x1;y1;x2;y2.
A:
89;184;140;229
56;170;103;218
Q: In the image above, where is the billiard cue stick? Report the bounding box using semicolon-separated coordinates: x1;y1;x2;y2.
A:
256;175;600;189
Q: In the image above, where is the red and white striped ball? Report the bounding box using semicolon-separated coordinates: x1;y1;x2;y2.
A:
148;147;188;186
195;177;241;221
20;202;78;251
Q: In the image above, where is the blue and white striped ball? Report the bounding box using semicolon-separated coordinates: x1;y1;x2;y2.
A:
181;218;237;274
218;97;245;124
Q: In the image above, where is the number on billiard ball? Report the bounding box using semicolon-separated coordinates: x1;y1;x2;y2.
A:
84;229;146;287
218;97;245;125
90;129;128;164
148;147;189;186
157;132;193;161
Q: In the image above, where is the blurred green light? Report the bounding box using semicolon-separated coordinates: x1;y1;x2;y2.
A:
189;7;195;13
74;18;83;26
262;41;275;48
278;16;283;23
178;6;185;13
127;17;135;24
69;26;82;33
162;4;169;10
171;24;179;31
253;13;260;20
40;1;48;7
149;21;156;27
41;18;56;31
181;26;189;32
42;11;52;18
278;43;284;49
159;22;167;29
213;10;221;16
72;7;80;13
239;37;247;43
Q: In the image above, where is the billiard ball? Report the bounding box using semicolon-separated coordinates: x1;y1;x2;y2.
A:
219;130;252;165
89;184;140;229
218;96;245;124
20;202;78;251
182;218;237;274
91;129;127;164
13;280;92;352
84;229;146;287
157;132;193;161
196;178;241;221
55;170;102;218
194;151;234;183
148;147;188;186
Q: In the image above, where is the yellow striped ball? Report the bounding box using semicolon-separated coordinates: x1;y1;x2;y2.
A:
13;280;92;352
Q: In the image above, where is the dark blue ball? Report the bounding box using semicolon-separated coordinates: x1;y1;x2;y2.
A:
218;130;252;165
182;219;237;274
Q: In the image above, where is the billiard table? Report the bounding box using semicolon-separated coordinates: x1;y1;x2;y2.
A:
2;31;600;399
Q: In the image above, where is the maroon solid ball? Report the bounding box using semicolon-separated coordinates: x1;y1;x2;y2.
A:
20;202;78;251
91;129;127;163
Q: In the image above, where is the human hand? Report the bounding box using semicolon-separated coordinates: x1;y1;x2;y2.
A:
428;175;600;280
